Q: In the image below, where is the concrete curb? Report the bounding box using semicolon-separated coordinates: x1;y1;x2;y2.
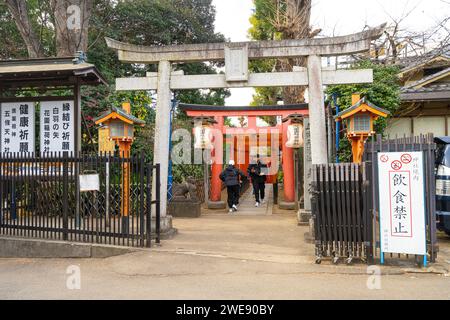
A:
0;236;139;258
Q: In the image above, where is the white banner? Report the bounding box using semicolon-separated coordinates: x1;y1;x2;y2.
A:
1;102;35;154
378;152;427;255
40;101;74;154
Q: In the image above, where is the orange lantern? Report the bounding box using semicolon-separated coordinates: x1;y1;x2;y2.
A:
335;94;390;163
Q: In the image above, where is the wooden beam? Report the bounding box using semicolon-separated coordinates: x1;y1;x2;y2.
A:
0;96;75;103
115;69;373;91
185;109;309;117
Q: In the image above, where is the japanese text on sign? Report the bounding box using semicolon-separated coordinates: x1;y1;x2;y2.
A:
40;101;74;154
377;152;426;255
1;102;35;154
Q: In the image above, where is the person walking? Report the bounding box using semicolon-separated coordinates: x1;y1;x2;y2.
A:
219;160;247;213
247;156;267;207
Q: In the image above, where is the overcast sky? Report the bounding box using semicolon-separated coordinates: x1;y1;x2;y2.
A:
212;0;450;106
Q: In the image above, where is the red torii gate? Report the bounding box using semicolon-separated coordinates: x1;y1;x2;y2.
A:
180;103;309;208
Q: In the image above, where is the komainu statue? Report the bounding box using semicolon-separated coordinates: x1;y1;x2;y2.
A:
171;178;198;202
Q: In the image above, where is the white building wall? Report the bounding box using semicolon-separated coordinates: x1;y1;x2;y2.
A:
413;117;446;136
385;118;412;138
386;117;447;137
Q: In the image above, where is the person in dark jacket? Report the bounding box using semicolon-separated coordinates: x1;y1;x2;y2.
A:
220;160;247;213
247;156;267;207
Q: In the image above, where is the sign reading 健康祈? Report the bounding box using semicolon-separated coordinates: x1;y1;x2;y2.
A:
40;101;74;154
377;152;426;256
1;102;35;154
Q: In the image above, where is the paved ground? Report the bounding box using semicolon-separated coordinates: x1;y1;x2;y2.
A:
1;196;450;299
230;184;273;215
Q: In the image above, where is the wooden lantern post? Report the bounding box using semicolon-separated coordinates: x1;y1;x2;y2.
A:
94;103;145;228
335;94;390;163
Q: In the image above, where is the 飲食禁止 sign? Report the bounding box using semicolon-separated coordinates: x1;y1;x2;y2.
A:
377;152;426;256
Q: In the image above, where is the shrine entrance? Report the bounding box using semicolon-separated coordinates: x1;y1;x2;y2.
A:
180;103;309;210
106;24;385;230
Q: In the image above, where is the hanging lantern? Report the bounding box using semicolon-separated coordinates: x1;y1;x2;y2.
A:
284;114;304;148
193;117;216;149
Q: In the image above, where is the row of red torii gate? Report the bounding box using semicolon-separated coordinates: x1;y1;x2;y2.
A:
181;103;309;209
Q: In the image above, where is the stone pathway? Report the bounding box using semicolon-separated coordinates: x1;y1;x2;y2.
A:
233;184;273;216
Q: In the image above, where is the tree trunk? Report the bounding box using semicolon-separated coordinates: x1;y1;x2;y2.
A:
51;0;93;57
5;0;45;58
273;0;317;104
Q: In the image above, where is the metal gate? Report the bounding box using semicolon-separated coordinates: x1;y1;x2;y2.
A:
311;134;438;265
0;152;160;247
311;162;373;264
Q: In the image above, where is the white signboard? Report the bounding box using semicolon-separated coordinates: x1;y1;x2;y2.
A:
79;174;100;192
1;102;35;154
40;101;74;154
378;152;427;255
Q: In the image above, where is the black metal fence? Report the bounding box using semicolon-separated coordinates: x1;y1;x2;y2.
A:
311;134;438;265
0;152;160;247
311;163;373;264
365;134;438;263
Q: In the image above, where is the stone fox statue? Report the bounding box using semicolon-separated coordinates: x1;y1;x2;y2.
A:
172;178;198;202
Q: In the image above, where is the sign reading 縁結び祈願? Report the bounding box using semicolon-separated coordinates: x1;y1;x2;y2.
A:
1;102;35;154
40;101;74;154
377;152;427;256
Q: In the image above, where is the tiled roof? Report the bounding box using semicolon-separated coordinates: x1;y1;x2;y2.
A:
403;67;450;90
401;82;450;94
398;44;450;71
94;106;146;125
0;56;107;86
335;97;390;119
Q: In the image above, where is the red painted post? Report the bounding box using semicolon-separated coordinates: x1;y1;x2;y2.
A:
282;121;296;203
210;116;224;202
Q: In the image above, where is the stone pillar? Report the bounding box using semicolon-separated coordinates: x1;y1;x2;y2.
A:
298;117;312;225
153;61;172;227
307;55;328;165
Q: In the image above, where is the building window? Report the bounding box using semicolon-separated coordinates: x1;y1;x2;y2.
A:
353;115;371;132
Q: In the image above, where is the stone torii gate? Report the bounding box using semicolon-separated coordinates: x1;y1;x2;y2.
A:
106;24;385;228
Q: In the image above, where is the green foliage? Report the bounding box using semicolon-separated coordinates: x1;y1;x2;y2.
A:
248;0;281;41
2;0;230;157
87;0;230;156
0;3;26;58
337;139;352;163
0;1;55;58
326;60;401;161
172;164;204;183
